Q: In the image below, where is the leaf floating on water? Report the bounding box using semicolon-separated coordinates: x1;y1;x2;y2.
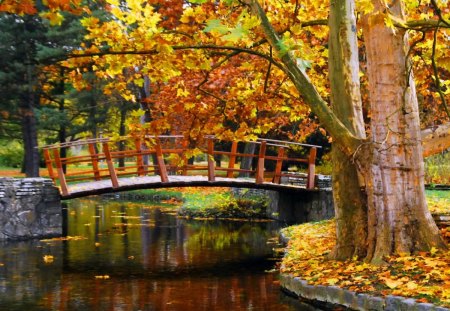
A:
43;255;54;264
95;242;101;247
41;236;87;242
0;263;4;267
95;275;110;279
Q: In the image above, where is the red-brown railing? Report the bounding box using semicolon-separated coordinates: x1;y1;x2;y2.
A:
41;135;320;196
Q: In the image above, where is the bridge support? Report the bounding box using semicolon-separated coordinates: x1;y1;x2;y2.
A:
266;190;334;224
233;187;334;225
0;178;62;240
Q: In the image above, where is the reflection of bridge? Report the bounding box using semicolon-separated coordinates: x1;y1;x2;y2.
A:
41;135;321;199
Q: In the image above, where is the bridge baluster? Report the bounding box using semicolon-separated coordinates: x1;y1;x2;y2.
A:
155;138;169;182
52;148;69;196
273;147;285;184
88;143;101;181
102;142;119;188
307;147;317;189
207;138;215;181
255;141;267;184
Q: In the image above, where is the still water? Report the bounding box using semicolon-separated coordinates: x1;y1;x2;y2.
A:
0;196;320;311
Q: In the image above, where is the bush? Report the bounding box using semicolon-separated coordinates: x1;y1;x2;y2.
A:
0;140;24;168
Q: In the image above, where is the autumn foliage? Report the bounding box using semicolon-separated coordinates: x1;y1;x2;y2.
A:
282;218;450;307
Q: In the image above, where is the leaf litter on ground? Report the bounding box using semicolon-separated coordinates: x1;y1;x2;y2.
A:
281;218;450;308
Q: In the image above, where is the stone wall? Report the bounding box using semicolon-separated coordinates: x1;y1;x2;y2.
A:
0;178;62;240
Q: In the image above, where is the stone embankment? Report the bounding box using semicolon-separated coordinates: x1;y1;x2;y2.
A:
280;274;449;311
0;178;62;240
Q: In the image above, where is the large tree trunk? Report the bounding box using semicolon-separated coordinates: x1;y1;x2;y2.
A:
361;0;445;262
328;0;368;260
248;0;446;262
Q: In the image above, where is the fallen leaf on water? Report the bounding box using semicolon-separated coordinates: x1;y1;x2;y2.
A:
43;255;54;264
95;275;110;279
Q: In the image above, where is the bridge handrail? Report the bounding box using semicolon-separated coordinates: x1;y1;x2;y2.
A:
40;135;319;197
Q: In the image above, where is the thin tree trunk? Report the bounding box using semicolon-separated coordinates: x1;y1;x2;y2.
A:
361;0;445;262
328;0;368;260
58;69;67;173
21;63;40;177
239;142;256;178
118;105;127;168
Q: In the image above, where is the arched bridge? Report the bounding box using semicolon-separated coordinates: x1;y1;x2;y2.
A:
41;135;322;200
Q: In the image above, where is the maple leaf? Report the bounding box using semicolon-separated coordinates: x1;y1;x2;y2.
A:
223;24;247;43
204;19;229;35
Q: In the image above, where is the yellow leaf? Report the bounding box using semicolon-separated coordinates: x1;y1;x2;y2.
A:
95;275;110;279
406;281;418;290
43;255;54;264
382;277;404;289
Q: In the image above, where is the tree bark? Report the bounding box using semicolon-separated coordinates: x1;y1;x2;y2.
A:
361;0;445;262
328;0;368;260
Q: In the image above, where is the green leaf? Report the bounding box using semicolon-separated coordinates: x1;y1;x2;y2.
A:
223;24;246;43
204;19;229;34
186;0;208;3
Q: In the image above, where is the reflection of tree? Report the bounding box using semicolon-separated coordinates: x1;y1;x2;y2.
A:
184;221;272;254
39;272;300;311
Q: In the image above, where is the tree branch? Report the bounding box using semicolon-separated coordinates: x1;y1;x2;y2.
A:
430;23;450;119
244;0;361;154
422;122;450;157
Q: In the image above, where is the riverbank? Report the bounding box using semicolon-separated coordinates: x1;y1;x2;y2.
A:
279;216;450;310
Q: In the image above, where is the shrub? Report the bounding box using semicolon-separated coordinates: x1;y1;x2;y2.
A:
0;140;24;168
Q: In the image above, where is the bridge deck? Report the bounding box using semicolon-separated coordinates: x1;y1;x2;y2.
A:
62;175;315;199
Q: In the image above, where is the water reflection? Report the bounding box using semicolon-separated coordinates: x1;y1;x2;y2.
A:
0;196;321;310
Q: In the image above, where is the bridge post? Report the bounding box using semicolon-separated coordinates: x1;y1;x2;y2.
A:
273;147;285;184
207;138;215;181
43;149;56;184
102;142;119;188
306;147;317;189
155;139;169;182
52;149;69;196
88;142;101;181
256;141;266;184
134;138;145;176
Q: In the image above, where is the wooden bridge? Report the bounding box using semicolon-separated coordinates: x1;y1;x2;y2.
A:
41;135;321;199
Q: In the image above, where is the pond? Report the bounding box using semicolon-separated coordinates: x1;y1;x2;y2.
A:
0;195;322;310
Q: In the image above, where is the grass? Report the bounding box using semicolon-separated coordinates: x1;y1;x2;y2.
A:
427;190;450;214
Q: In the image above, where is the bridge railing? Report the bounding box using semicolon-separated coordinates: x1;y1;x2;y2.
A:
41;135;320;196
